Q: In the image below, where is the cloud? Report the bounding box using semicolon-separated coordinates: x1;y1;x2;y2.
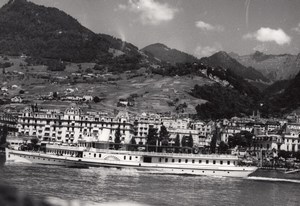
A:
195;21;224;32
194;43;223;58
243;27;291;45
118;0;178;25
292;23;300;34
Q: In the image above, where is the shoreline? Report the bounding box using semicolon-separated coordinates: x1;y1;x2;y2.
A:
259;167;289;171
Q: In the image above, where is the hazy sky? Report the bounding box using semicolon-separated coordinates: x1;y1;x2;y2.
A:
1;0;300;57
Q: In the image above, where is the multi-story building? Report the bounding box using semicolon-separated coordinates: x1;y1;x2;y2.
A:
265;121;282;134
190;120;212;137
252;134;282;152
281;134;300;152
17;104;134;144
162;118;191;130
280;123;300;152
168;128;202;147
0;112;18;136
220;124;246;144
133;113;162;144
286;123;300;132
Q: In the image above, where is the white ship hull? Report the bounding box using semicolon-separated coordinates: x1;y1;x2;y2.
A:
5;148;257;177
70;158;256;178
5;149;84;168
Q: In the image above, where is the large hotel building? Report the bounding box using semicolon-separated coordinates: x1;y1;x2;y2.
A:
18;104;134;144
15;104;213;147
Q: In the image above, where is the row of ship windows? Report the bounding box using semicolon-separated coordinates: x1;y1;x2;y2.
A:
16;153;233;166
158;158;233;165
85;153;233;165
86;153;138;161
18;155;63;162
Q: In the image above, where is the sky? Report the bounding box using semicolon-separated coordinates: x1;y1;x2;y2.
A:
1;0;300;57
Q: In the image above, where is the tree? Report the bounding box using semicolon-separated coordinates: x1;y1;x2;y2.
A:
187;133;194;148
0;125;8;146
130;137;137;145
53;92;58;99
129;137;137;151
228;131;253;148
278;150;291;160
46;60;66;71
85;68;93;73
174;133;180;153
114;126;121;150
31;138;38;145
93;96;101;103
218;141;229;154
181;136;187;148
181;133;194;153
159;125;169;146
181;135;193;153
210;134;217;154
146;127;158;152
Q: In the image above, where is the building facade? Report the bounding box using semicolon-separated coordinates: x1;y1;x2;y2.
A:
17;104;134;144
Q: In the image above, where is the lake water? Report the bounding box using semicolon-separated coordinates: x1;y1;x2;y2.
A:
0;159;300;206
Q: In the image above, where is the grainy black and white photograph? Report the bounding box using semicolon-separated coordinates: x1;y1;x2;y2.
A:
0;0;300;205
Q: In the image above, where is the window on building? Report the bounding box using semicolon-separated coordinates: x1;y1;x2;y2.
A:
206;160;209;164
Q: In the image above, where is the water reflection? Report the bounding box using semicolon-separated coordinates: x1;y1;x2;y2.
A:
1;164;300;206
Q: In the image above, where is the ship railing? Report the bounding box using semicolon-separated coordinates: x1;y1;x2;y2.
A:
87;148;238;159
46;145;87;151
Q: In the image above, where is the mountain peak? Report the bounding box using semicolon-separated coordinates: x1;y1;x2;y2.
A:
141;43;198;65
0;0;143;64
252;50;265;58
251;51;273;62
8;0;27;4
201;50;269;82
232;51;300;81
5;0;28;7
211;51;233;61
215;51;229;56
2;0;29;11
253;50;264;55
148;43;168;48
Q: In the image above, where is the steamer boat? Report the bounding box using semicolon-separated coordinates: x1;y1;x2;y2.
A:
5;143;257;177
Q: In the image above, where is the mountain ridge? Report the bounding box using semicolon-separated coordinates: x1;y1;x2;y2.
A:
141;43;198;65
0;0;144;66
200;51;269;82
1;0;300;117
231;51;300;81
